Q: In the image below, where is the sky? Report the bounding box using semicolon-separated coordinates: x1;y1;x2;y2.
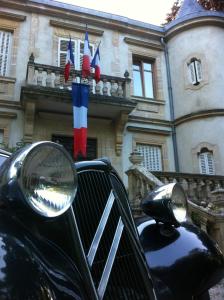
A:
54;0;176;26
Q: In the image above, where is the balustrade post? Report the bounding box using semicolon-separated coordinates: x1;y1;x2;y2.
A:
46;69;52;87
54;71;61;88
102;79;108;96
37;68;43;86
27;53;35;85
110;80;117;97
95;81;101;95
117;81;123;97
124;70;131;99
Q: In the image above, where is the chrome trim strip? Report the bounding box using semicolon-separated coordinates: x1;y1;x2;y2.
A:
97;217;124;300
87;191;115;267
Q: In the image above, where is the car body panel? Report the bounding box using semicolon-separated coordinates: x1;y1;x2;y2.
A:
0;211;85;300
137;217;224;299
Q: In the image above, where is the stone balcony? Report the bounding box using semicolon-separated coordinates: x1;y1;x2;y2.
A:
21;54;136;120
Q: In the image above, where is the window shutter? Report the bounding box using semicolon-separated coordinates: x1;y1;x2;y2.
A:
199;153;207;174
188;62;197;85
58;38;76;68
136;144;162;171
195;60;202;82
207;153;215;175
0;31;11;76
199;152;215;175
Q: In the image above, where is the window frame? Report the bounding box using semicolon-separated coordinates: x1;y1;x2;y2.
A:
198;148;215;175
188;58;202;86
58;37;94;71
132;57;155;99
136;143;163;172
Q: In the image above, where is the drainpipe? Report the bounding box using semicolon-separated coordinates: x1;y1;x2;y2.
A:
161;37;179;172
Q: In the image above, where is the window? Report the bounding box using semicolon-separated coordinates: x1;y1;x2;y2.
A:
188;58;202;86
58;38;94;71
0;30;11;76
132;58;154;98
136;144;162;171
199;148;215;175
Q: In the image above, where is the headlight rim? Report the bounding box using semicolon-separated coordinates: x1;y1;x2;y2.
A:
8;141;77;218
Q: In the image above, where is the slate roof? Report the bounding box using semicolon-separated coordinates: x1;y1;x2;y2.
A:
30;0;164;32
165;0;224;30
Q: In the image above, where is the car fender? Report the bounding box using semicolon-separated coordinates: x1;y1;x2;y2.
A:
0;211;85;300
137;218;224;300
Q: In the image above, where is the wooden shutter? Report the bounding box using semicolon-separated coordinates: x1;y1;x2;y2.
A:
58;38;76;68
0;31;11;76
195;60;202;82
188;62;197;85
136;144;162;171
199;152;215;175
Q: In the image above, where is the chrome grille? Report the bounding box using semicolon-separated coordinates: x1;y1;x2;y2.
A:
73;168;154;299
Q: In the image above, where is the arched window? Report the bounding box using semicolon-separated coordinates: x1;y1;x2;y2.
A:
188;58;202;86
198;148;215;175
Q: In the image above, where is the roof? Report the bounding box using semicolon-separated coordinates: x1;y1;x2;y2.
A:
165;0;224;30
30;0;164;32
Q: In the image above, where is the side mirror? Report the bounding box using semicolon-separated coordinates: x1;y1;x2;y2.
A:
141;183;187;226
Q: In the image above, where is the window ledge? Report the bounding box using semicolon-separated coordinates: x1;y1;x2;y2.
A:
131;96;165;105
0;76;16;83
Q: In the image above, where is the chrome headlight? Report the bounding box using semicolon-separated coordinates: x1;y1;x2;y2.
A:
1;141;77;217
141;183;187;226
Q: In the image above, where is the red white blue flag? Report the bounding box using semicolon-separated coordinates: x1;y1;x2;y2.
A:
91;46;100;83
72;83;89;159
64;38;74;82
82;31;91;78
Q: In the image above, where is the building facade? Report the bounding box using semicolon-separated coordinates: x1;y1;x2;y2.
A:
0;0;223;184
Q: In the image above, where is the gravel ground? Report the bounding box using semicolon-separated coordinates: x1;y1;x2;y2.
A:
209;279;224;300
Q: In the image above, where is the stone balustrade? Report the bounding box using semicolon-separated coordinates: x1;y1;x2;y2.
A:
126;150;224;252
152;171;224;207
26;54;131;99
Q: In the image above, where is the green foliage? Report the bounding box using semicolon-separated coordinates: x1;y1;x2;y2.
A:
0;139;30;153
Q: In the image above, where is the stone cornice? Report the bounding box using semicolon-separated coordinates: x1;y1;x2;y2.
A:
0;0;163;40
174;109;224;126
124;37;164;51
165;17;224;41
128;115;171;127
49;20;104;36
0;99;21;110
0;11;26;22
0;111;17;119
0;76;16;83
127;125;171;136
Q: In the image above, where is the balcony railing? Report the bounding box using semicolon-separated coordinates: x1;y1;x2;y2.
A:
126;150;224;252
26;53;131;99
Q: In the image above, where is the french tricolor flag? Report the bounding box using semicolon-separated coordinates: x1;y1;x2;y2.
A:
91;46;100;83
82;31;91;78
72;83;89;159
64;38;74;82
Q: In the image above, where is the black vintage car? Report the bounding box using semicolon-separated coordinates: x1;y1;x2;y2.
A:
0;141;223;300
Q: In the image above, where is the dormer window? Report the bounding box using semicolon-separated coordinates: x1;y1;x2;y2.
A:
188;58;202;86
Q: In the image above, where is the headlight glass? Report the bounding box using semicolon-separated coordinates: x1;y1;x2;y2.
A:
171;184;187;223
20;143;77;217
